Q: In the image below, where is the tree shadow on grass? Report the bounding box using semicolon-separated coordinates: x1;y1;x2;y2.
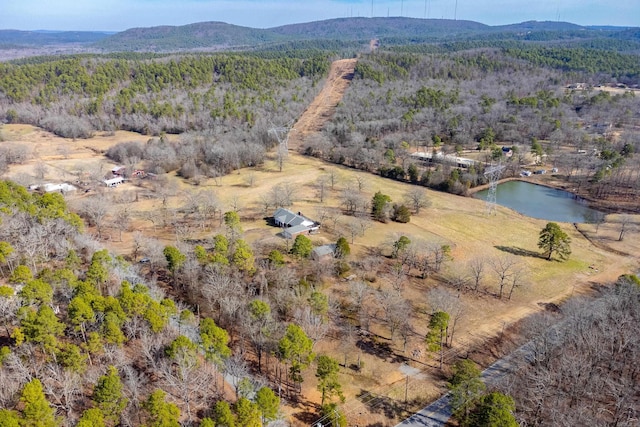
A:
292;398;320;425
356;337;408;364
356;389;405;419
494;245;545;259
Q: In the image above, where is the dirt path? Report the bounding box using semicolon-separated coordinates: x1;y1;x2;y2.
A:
287;58;357;150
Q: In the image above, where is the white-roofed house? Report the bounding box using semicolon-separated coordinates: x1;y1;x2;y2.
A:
273;208;320;239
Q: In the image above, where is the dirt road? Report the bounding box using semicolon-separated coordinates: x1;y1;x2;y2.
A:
287;58;357;150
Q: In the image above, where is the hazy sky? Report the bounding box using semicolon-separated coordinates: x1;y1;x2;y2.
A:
2;0;638;31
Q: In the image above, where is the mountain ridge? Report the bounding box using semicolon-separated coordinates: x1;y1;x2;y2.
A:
1;17;638;52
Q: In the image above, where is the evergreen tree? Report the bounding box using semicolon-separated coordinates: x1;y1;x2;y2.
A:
166;335;198;362
102;312;126;345
143;390;180;427
316;355;344;405
213;401;235;427
9;265;32;285
86;250;111;289
267;249;285;267
538;222;571;261
163;245;186;280
335;237;350;258
426;311;450;368
234;397;261;427
391;204;411;223
255;387;280;422
56;343;88;373
77;408;106;427
93;366;128;426
290;234;313;258
449;359;486;424
67;295;95;342
212;234;230;265
18;279;53;305
0;409;20;427
392;236;411;259
371;191;392;222
199;317;231;364
320;403;347;427
19;304;65;353
223;211;242;240
467;392;518;427
278;324;314;392
232;239;255;273
19;378;58;427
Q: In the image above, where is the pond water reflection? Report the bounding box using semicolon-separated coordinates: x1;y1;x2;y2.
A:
474;180;604;223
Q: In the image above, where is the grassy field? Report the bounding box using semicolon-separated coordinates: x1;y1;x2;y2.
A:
2;124;638;425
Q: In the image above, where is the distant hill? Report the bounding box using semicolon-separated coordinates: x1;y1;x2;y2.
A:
268;17;488;40
94;21;287;51
2;18;639;53
94;18;640;52
0;30;112;46
96;17;489;52
493;20;585;32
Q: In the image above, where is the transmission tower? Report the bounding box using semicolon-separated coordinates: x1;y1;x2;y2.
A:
268;121;294;151
484;162;505;216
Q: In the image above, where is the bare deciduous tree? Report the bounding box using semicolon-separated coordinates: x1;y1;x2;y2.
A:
404;187;430;214
34;161;49;181
490;255;518;299
467;257;487;294
428;286;465;347
377;290;410;341
78;196;110;239
616;214;635;241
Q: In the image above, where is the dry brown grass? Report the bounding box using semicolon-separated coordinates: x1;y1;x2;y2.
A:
2;124;638;425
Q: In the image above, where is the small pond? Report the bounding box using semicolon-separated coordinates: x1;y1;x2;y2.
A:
474;180;604;223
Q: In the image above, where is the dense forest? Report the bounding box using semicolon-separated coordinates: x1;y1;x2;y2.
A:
0;52;330;137
495;275;640;426
306;47;640;203
2;40;639;201
1;21;640;426
0;180;291;426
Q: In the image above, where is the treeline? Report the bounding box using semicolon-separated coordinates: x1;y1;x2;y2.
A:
105;133;267;177
497;275;640;426
390;41;640;82
504;46;640;82
0;52;330;137
303;48;640;197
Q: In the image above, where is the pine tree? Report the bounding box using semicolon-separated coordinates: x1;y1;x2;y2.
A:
255;387;280;422
449;359;486;424
316;355;344;405
213;401;235;427
426;311;450;368
143;390;180;427
235;398;261;427
538;222;571;261
19;379;58;427
371;191;392;222
77;408;106;427
93;366;128;425
290;235;313;258
199;317;231;364
163;246;186;281
467;392;518;427
278;324;314;392
335;237;350;258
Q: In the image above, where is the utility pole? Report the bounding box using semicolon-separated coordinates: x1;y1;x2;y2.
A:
404;375;409;405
